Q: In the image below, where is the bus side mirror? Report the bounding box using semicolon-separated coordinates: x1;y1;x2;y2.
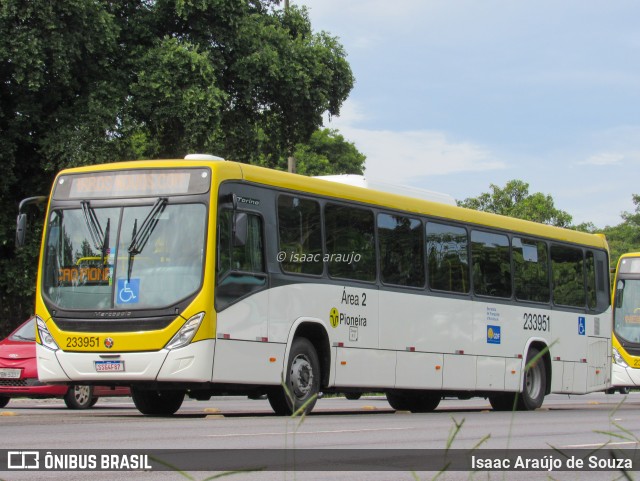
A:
233;212;248;247
16;196;47;248
16;213;27;248
615;280;624;308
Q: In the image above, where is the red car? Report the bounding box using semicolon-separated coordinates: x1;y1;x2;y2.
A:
0;317;129;409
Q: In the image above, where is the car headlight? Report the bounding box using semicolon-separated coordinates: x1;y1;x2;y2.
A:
613;348;629;368
36;317;59;351
165;312;205;350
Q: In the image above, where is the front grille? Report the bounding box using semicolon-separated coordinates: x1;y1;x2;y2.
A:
0;379;27;387
54;317;174;332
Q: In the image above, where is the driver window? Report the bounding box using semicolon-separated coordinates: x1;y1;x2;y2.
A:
216;209;266;310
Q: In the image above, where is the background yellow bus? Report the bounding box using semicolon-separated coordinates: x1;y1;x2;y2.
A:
20;157;612;415
611;252;640;391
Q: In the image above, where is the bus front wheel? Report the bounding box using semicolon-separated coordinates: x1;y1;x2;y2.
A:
268;337;320;416
518;347;546;410
131;387;185;416
488;393;517;411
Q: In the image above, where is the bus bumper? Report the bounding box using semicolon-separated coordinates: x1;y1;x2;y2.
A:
611;363;640;387
36;340;215;383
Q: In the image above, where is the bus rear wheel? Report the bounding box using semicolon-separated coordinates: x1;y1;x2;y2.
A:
344;392;362;400
517;347;546;410
131;387;185;416
268;337;320;416
386;391;440;413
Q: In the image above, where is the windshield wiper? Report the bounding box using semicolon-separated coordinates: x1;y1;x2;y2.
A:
81;201;110;264
102;218;110;263
126;197;168;281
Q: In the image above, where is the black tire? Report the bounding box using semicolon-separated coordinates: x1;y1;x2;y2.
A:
517;347;546;410
386;391;440;413
620;387;631;395
488;393;517;411
64;385;94;409
0;396;10;408
344;392;362;400
89;397;100;407
131;387;184;416
268;337;320;416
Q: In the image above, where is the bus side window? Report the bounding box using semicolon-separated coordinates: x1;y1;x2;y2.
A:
513;237;550;303
585;251;597;310
324;204;376;282
425;222;469;294
471;230;511;298
277;195;323;275
378;213;424;287
551;245;585;308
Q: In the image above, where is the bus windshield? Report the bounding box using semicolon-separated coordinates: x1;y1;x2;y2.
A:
614;278;640;344
43;202;206;310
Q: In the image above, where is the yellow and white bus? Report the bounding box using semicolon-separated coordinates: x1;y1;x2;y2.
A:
19;157;612;415
611;252;640;390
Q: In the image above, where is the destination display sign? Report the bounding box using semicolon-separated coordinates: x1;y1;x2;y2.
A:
53;169;210;200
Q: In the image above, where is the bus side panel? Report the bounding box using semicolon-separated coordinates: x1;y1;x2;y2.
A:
212;339;285;385
268;283;379;351
333;347;395;388
551;360;565;392
504;358;523;391
379;291;473;354
394;352;443;389
216;291;269;342
442;354;476;390
476;356;506;391
587;337;610;391
560;361;575;393
572;362;589;393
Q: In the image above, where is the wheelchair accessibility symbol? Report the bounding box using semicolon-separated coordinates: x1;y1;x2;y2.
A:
117;279;140;304
578;316;586;336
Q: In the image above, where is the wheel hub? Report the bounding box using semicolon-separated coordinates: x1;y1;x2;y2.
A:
290;354;313;399
74;386;91;405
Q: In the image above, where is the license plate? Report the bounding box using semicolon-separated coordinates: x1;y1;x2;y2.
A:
94;360;124;372
0;368;21;379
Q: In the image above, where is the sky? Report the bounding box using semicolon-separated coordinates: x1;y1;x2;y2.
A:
296;0;640;227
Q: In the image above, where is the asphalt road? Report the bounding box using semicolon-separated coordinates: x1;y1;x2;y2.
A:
1;392;639;481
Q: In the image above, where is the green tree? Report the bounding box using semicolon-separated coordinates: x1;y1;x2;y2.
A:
601;194;640;267
0;0;355;333
258;128;365;175
457;180;573;228
294;129;366;176
0;0;125;332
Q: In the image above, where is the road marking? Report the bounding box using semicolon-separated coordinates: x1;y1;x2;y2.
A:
206;427;411;438
563;441;639;448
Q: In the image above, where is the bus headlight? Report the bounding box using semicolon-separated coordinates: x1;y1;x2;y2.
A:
36;317;59;351
613;348;629;368
165;312;205;350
